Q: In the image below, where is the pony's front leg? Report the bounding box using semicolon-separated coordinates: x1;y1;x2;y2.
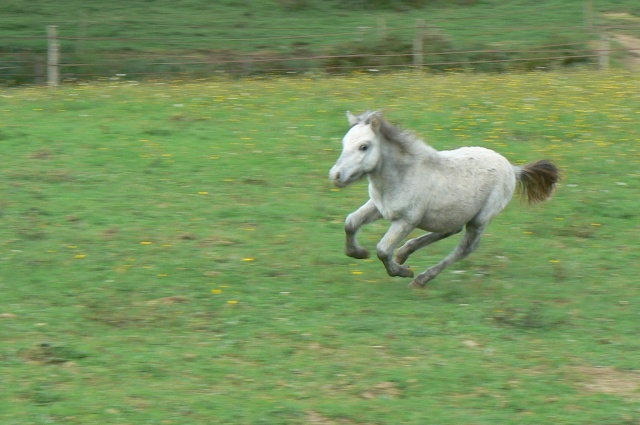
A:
345;199;382;259
377;220;415;278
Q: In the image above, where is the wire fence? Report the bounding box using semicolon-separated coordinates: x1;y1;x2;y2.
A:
1;4;639;85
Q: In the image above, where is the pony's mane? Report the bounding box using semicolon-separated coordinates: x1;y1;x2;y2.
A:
357;110;428;152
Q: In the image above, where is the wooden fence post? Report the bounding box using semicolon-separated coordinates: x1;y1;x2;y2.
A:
413;19;424;71
584;0;593;31
377;17;387;41
599;32;610;70
47;25;60;87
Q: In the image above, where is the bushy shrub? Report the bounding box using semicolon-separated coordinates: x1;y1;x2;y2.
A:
515;36;592;71
278;0;312;11
336;0;432;11
335;0;479;11
323;34;413;73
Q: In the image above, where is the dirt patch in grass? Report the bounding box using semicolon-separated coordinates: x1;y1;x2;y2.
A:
603;12;640;22
143;295;190;305
361;381;402;400
306;411;337;425
573;366;640;401
306;411;362;425
613;34;640;69
598;13;640;69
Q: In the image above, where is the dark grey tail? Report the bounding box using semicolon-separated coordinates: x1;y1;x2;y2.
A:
516;160;560;204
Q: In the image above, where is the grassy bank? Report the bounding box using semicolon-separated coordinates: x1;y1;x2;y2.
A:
1;71;639;423
2;0;640;82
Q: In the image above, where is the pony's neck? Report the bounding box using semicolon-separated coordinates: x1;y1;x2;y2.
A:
369;138;439;187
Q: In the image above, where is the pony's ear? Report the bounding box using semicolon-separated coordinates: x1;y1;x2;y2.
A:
367;112;382;133
346;111;359;127
369;116;381;133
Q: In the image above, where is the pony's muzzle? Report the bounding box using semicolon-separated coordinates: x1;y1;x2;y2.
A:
330;165;361;188
329;166;344;187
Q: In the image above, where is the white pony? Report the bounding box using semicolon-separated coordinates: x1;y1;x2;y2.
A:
329;111;560;288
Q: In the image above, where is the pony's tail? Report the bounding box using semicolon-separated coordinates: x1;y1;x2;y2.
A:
516;160;561;204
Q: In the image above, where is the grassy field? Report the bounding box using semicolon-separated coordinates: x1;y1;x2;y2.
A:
2;0;639;47
1;70;639;424
2;0;640;82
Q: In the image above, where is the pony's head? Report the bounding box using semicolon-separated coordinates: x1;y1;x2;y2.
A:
329;111;384;188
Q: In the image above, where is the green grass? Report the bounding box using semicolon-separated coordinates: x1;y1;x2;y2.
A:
1;0;638;47
1;71;639;424
2;0;640;82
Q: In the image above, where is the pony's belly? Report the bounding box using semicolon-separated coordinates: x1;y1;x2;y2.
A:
372;194;476;232
418;207;476;233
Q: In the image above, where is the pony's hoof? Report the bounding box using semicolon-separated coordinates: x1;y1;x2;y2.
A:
398;266;414;278
346;248;369;259
395;254;408;265
395;249;409;265
386;266;413;278
408;280;425;289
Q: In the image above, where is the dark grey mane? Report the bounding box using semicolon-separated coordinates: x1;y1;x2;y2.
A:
356;110;424;150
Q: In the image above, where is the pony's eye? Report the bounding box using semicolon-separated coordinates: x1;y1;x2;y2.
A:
359;144;369;152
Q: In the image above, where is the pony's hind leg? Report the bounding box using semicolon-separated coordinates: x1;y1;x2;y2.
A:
410;224;484;288
395;228;463;265
345;199;382;259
